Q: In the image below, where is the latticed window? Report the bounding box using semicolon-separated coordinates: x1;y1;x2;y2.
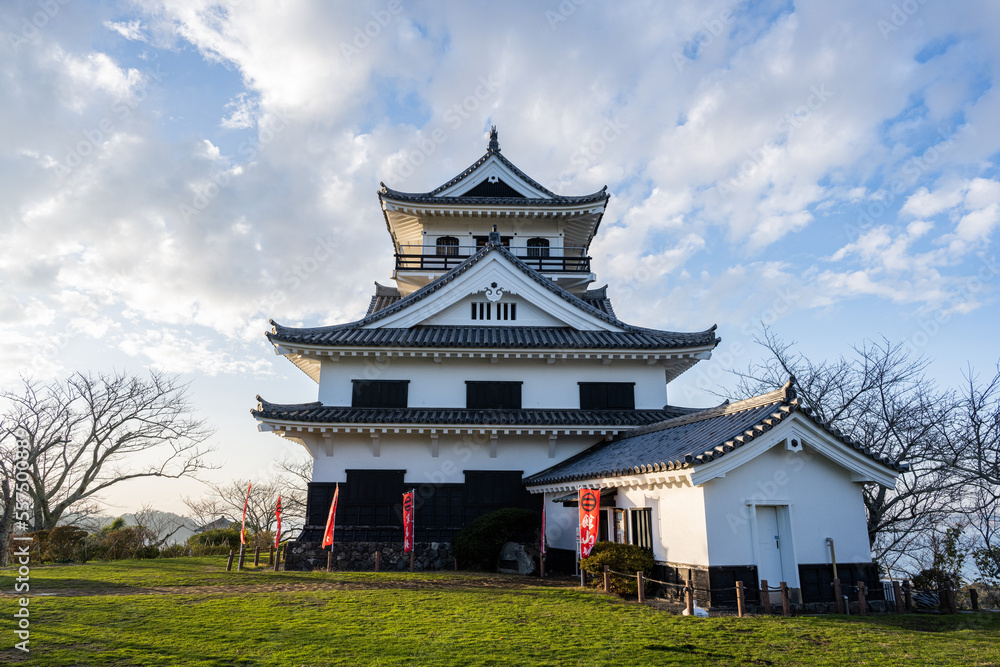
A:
436;236;459;256
526;237;550;257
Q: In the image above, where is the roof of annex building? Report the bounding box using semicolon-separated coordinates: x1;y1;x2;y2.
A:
524;379;908;487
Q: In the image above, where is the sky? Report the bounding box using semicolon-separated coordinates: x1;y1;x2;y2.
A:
1;0;998;516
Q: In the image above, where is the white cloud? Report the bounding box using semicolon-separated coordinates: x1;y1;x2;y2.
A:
104;20;147;42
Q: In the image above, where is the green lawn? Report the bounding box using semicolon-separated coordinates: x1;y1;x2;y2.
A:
2;557;999;666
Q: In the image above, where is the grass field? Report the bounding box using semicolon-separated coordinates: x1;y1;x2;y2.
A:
2;557;999;666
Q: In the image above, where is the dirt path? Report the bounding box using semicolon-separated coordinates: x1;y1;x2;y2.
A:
3;575;581;599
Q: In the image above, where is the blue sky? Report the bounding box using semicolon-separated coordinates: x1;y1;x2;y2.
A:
2;0;998;514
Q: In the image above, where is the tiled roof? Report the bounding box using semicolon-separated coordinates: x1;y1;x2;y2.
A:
268;325;715;350
252;398;699;427
269;243;720;351
366;282;401;316
524;380;907;486
580;285;616;317
378;140;608;205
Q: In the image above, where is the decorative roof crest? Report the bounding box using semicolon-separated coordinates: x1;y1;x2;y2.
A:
488;125;500;153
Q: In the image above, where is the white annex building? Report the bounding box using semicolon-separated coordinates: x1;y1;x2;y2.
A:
253;128;904;604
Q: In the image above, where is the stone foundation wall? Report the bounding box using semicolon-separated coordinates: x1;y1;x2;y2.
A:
285;541;454;572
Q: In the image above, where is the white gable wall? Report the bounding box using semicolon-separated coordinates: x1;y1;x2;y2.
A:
317;356;669;409
421;293;565;327
701;442;872;572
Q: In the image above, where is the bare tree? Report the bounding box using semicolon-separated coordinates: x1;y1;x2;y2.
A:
184;465;308;544
727;328;964;575
0;371;215;534
132;503;195;547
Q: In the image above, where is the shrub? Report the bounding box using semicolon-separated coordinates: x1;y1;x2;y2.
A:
188;527;243;551
159;544;189;558
452;508;538;570
580;541;655;596
86;523;158;560
45;526;89;562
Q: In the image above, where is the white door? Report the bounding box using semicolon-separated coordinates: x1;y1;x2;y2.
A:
756;506;784;586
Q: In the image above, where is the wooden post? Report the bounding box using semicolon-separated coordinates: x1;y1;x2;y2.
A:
942;583;957;614
780;582;790;617
893;581;904;614
857;581;867;616
253;546;261;567
326;548;333;573
226;549;234;572
736;581;746;618
375;551;381;573
540;554;545;579
237;545;246;571
761;580;772;614
903;580;912;612
454;555;458;571
580;563;586;587
685;584;695;616
971;588;979;611
409;550;415;573
268;546;274;566
603;565;611;594
833;578;844;614
637;572;646;604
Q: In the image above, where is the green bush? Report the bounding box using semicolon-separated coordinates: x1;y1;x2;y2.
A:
187;527;242;551
45;526;89;562
86;525;159;561
452;508;538;570
580;541;655;596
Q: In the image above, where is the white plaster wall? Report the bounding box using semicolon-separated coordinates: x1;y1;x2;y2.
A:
421;294;566;327
541;493;582;552
702;442;873;568
317;356;669;409
618;484;710;566
308;431;601;486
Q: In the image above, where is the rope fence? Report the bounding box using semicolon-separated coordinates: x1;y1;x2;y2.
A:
588;565;992;617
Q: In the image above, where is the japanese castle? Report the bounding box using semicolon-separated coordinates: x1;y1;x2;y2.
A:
253;128;902;604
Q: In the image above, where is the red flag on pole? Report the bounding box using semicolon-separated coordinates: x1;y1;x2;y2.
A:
322;484;339;548
274;495;282;549
579;488;600;559
541;502;547;555
240;482;251;546
402;490;415;553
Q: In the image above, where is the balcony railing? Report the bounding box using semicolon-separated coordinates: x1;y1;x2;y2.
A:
395;244;591;273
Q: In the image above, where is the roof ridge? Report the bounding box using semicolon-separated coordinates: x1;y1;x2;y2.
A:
619;379;793;440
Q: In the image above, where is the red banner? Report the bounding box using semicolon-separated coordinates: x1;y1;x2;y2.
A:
240;482;251;546
274;495;282;549
322;483;339;548
402;490;415;553
541;502;547;555
579;488;600;559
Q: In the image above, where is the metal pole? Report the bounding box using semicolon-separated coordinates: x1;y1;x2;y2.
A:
826;537;838;581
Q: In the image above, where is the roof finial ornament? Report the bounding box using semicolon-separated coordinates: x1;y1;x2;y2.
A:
488;125;500;153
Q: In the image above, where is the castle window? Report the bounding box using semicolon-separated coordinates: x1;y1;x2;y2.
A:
526;237;550;258
436;236;459;256
471;302;516;321
466;381;522;409
579;382;635;410
351;380;409;408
